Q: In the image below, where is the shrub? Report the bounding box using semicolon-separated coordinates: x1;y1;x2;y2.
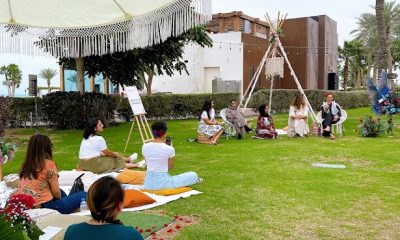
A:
0;97;11;137
9;97;44;128
42;92;117;129
113;92;240;120
249;89;370;113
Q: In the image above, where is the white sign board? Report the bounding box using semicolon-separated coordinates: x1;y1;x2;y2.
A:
125;86;146;115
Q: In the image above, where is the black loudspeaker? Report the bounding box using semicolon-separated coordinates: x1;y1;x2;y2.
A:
328;73;336;90
28;75;37;96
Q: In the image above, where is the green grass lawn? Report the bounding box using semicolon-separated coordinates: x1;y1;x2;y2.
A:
3;107;400;239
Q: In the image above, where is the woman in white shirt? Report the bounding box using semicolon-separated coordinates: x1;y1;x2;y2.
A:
287;93;309;137
197;99;223;145
143;121;202;190
78;118;146;174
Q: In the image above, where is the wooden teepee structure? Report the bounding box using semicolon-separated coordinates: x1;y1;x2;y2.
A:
239;12;318;123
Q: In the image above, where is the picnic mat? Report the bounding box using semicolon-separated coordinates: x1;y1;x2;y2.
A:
36;212;174;240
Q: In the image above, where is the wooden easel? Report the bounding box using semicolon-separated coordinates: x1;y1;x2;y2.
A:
124;114;153;153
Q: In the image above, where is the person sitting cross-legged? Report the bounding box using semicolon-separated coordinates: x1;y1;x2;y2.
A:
197;99;224;145
143;121;202;190
226;99;253;140
255;104;278;139
287;93;309;138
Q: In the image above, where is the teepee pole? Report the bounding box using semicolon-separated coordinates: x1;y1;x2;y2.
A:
275;37;318;123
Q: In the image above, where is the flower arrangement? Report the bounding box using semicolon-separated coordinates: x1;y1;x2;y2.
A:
377;91;400;115
0;194;43;240
0;138;17;165
357;116;386;137
367;71;400;115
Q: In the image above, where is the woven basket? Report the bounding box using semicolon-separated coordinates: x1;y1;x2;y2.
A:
197;133;210;144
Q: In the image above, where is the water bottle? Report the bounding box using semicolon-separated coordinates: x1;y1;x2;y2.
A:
80;198;88;211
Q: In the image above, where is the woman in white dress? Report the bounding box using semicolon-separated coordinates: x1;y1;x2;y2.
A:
287;93;309;137
197;99;223;145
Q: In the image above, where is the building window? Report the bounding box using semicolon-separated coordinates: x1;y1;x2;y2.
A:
244;20;251;34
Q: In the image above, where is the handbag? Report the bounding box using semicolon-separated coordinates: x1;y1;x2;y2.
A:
69;173;84;196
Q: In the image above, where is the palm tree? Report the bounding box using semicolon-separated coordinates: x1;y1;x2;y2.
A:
0;64;22;97
376;0;388;74
39;68;57;93
352;1;400;79
339;40;368;90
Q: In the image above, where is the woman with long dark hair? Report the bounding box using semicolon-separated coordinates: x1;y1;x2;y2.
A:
255;104;278;139
78;118;146;173
64;176;143;240
197;99;223;144
287;93;309;137
18;134;86;214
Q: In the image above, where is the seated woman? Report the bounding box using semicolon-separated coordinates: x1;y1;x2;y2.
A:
197;99;224;145
226;99;253;139
321;92;341;139
287;93;309;137
64;176;143;240
17;134;86;214
78;118;146;174
255;104;278;139
143;121;202;190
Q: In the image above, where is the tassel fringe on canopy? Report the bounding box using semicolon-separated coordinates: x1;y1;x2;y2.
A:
0;0;211;58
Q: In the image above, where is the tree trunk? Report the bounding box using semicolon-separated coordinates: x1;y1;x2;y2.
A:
75;57;85;93
375;0;388;74
48;80;51;93
7;84;11;97
10;83;15;97
373;66;378;82
355;71;361;89
367;65;372;79
359;69;364;87
146;70;154;96
343;56;349;91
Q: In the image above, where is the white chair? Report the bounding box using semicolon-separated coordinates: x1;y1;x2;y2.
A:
220;108;237;139
316;107;347;136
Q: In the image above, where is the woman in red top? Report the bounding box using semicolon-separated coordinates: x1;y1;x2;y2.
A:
255;104;278;139
18;134;86;214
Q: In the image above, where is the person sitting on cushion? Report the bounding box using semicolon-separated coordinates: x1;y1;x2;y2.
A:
197;99;224;145
17;134;86;214
321;92;342;139
287;93;309;138
143;121;202;190
226;99;253;140
78;118;146;174
255;104;278;139
64;176;143;240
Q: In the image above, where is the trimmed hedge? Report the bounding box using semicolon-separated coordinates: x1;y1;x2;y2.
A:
10;97;44;127
249;89;370;113
42;92;117;130
6;90;371;130
0;97;11;137
114;93;240;120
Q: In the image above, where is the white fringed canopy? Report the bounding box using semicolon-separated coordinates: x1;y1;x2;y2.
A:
0;0;211;58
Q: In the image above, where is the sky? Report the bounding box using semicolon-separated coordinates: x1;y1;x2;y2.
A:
0;0;381;96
